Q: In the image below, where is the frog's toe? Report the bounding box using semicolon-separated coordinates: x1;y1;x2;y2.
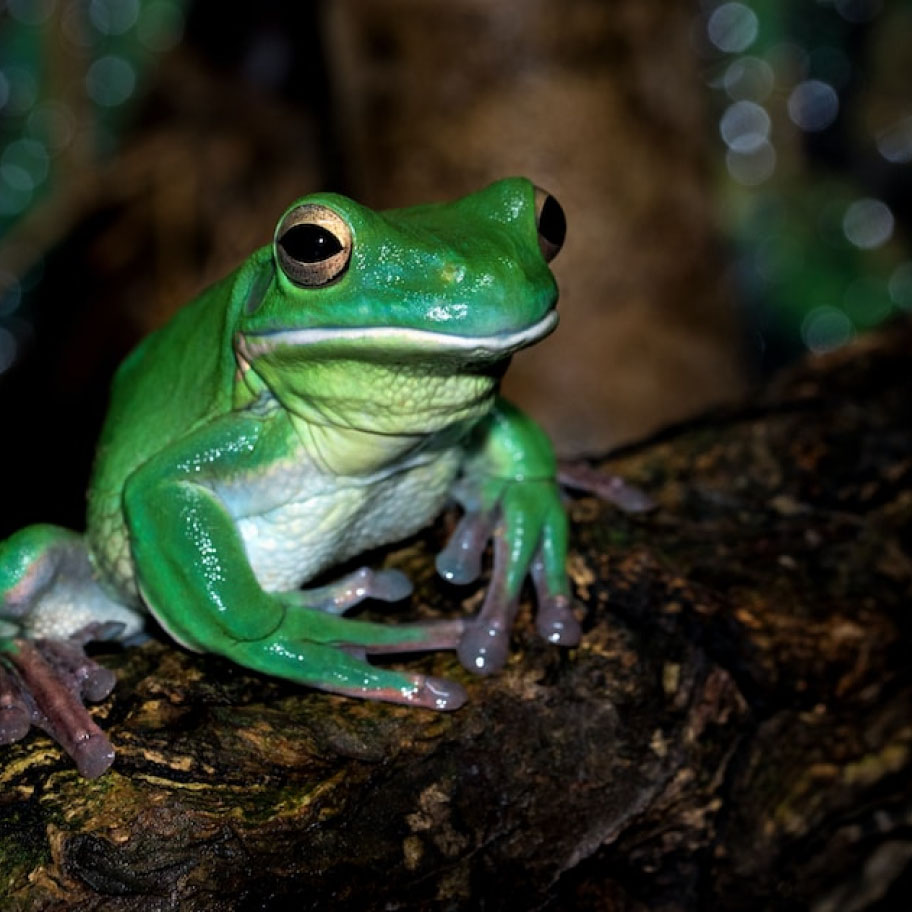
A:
71;620;128;645
0;635;116;777
558;460;656;513
435;508;495;585
535;594;581;645
37;637;118;701
69;731;116;780
530;558;581;646
357;568;413;603
406;673;467;710
283;567;414;616
0;667;31;743
458;615;514;675
331;670;468;711
457;551;519;676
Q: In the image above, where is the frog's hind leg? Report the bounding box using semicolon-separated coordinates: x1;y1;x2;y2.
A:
0;524;143;777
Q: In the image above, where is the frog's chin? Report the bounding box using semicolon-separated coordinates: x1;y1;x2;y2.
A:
237;310;558;364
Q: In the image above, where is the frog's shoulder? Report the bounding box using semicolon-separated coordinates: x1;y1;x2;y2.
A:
91;247;273;494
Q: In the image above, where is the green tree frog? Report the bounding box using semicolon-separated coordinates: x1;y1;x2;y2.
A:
0;178;578;777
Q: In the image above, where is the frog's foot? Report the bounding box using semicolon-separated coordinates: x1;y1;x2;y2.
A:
529;556;582;645
453;521;582;675
0;624;121;778
435;506;496;586
558;460;656;513
279;567;413;616
437;479;581;675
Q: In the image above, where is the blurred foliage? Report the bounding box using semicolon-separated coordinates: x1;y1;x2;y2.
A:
0;0;186;230
0;0;187;373
700;0;912;370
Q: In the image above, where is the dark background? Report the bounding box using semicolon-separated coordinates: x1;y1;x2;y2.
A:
0;0;909;536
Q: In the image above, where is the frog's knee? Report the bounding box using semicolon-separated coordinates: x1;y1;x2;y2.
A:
0;524;78;616
0;525;143;641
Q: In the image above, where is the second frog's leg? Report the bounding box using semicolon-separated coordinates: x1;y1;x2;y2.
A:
437;479;580;674
0;525;141;776
1;626;122;778
442;399;582;675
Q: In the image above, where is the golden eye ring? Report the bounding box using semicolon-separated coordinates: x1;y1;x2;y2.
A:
275;204;353;287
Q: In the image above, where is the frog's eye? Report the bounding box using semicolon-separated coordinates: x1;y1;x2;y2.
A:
533;187;566;263
275;204;353;287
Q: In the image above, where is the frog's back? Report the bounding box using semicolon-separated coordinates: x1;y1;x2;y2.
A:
87;252;270;598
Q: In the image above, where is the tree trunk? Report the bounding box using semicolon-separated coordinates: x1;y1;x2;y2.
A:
1;321;910;911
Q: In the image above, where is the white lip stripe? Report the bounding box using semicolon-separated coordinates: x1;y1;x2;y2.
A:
241;310;558;358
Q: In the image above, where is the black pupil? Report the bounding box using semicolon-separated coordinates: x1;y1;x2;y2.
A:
280;224;343;263
538;195;566;248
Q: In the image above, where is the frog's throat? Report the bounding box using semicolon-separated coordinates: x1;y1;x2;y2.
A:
236;310;558;362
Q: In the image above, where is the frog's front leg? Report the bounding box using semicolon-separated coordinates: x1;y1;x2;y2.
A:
124;414;467;710
438;398;581;674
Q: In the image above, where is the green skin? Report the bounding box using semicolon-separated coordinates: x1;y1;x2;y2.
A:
0;178;578;776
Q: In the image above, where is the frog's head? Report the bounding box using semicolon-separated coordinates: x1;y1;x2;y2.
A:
235;177;566;436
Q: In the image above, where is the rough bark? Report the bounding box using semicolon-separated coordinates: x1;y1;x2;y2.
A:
1;321;910;911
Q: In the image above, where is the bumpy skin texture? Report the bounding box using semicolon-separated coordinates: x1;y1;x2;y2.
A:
0;178;576;777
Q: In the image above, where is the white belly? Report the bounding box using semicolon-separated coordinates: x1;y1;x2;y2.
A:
219;448;463;592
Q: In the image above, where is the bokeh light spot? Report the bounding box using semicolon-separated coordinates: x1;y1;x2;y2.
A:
726;140;776;186
89;0;140;36
1;67;38;116
27;101;77;153
843;276;893;329
801;306;853;354
7;0;56;27
888;263;912;312
787;80;839;132
720;100;770;152
842;199;894;250
723;56;775;101
707;3;759;54
85;55;137;107
2;138;50;187
876;116;912;164
0;169;33;214
0;163;34;194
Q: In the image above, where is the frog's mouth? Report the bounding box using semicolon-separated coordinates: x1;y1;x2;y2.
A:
237;309;558;364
